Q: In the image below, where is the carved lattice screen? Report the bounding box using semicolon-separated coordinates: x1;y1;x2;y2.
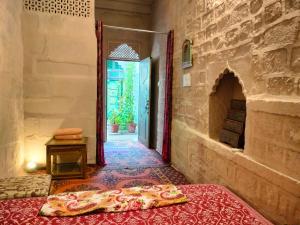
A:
108;43;140;61
24;0;91;18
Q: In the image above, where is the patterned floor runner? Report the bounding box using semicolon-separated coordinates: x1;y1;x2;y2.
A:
103;141;168;170
50;165;189;194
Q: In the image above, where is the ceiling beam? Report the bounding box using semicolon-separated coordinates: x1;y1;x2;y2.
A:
95;0;153;15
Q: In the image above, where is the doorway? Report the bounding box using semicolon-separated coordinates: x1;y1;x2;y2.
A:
104;55;163;169
106;59;139;142
105;51;152;149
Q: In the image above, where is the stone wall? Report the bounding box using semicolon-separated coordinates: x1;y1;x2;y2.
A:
151;0;300;224
22;1;97;164
0;0;24;178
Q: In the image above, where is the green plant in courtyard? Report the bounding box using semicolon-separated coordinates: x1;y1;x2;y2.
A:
108;110;121;125
118;63;135;129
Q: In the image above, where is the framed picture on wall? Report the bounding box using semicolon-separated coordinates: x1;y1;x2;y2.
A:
182;39;193;69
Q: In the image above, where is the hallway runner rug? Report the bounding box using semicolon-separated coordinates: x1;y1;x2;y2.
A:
104;141;168;170
50;166;189;194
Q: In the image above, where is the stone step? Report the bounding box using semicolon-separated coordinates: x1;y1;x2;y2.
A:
223;119;244;134
219;129;241;148
227;110;246;122
231;99;246;111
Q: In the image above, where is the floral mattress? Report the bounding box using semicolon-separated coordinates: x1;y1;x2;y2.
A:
0;184;273;225
0;174;51;200
40;184;187;216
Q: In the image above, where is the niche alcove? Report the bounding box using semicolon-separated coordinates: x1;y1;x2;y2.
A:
209;69;246;149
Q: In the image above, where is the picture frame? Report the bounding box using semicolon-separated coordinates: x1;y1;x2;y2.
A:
182;39;193;69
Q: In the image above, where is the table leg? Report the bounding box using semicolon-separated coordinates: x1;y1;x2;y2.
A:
46;148;51;174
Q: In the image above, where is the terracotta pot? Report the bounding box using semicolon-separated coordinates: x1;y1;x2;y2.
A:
128;123;136;133
111;124;119;133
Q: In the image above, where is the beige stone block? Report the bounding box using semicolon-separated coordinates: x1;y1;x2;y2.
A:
36;60;91;76
215;3;225;18
24;80;51;98
24;98;75;115
225;28;240;46
265;0;282;24
217;14;231;32
240;20;253;41
202;10;214;27
250;0;263;14
267;77;295;95
38;14;95;37
253;13;263;31
38;118;67;136
263;49;287;73
277;192;300;224
247;95;300;118
206;24;217;39
285;0;300;13
45;34;96;65
24;118;40;137
230;3;249;26
235;167;259;201
257;180;279;213
291;47;300;72
200;41;212;53
187;137;205;168
264;18;300;47
196;0;205;15
50;76;97;99
284;150;300;180
59;117;96;137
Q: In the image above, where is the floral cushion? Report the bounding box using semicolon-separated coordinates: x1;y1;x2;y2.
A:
0;174;51;200
39;184;188;216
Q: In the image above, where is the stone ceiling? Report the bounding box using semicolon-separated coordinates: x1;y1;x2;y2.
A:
95;0;154;15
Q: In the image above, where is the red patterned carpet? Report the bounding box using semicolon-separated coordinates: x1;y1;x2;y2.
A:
50;165;189;194
49;140;188;194
103;141;168;170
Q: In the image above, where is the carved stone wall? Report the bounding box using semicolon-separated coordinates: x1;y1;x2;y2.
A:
0;0;24;178
151;0;300;224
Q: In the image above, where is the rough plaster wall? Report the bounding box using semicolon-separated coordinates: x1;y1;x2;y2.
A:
22;1;97;164
0;0;24;178
152;0;300;224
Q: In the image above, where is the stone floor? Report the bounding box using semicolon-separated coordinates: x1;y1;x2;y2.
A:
106;125;138;142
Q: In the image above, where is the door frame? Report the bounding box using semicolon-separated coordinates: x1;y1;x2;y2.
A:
104;58;140;142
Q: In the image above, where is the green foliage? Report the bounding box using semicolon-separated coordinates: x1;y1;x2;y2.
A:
108;110;121;125
118;63;135;129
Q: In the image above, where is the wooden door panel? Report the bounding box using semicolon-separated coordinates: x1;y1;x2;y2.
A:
138;57;151;147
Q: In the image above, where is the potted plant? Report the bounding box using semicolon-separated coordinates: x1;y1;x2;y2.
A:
127;113;136;133
108;110;120;133
118;64;136;132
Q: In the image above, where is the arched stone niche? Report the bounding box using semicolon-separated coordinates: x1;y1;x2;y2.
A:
209;69;247;149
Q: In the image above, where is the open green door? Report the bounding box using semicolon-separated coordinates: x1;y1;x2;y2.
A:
138;57;151;147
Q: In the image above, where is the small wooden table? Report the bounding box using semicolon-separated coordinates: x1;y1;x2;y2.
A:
45;137;87;179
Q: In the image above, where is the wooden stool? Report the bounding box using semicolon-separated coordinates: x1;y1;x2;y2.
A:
45;137;87;179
